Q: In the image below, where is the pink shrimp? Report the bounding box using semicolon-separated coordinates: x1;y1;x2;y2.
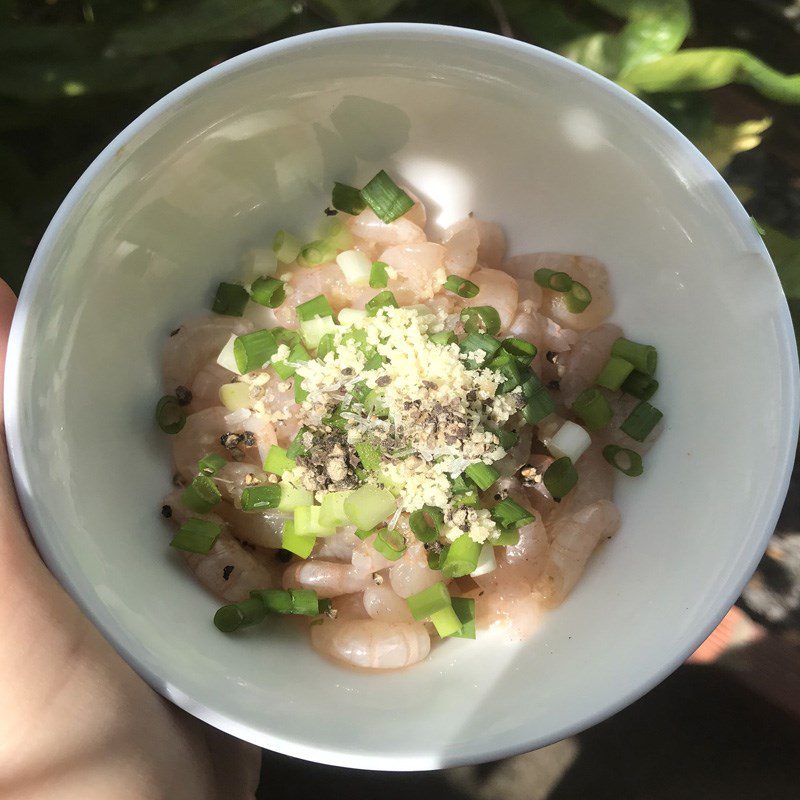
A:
310;618;430;670
558;323;623;407
215;503;285;550
378;242;447;303
283;560;374;599
551;439;615;522
459;268;519;332
351;532;402;575
162;314;252;393
471;575;541;640
345;206;426;247
388;541;442;598
171;406;232;482
474;217;506;267
441;218;479;277
403;187;427;229
312;528;362;562
516;279;543;310
330;592;370;620
362;584;415;623
189;361;234;413
533;499;621;608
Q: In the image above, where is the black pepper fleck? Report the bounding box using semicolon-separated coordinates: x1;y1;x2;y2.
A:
175;385;192;406
375;375;390;387
222;565;234;581
169;327;181;337
547;380;560;391
160;504;172;518
242;431;256;447
276;549;293;563
324;207;338;216
546;351;557;364
221;432;243;449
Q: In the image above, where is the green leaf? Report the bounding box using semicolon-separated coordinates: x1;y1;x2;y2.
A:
110;0;293;56
644;91;713;142
620;49;800;103
312;0;403;24
500;0;591;50
762;226;800;300
693;117;771;172
562;0;691;79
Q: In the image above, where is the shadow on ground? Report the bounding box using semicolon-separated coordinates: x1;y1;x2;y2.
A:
258;661;800;800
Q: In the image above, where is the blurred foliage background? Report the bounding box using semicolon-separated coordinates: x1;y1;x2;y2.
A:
1;0;799;324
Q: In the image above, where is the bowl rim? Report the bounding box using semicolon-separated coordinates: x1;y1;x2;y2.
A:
4;22;799;771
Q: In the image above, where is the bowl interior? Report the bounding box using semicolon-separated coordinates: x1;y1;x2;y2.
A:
6;25;797;770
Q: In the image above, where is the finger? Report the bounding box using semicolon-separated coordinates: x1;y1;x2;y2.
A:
0;279;16;418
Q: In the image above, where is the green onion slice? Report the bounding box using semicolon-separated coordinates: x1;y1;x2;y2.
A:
441;534;482;578
263;445;295;476
170;518;222;554
621;370;659;401
430;605;464;638
501;337;538;364
406;582;452;620
409;506;444;544
564;281;592;313
198;453;226;476
429;331;457;347
234;329;278;374
449;597;476;639
212;282;249;316
460;306;501;336
373;527;407;561
459;332;501;369
281;519;315;559
602;445;644;477
365;290;398;316
494;527;521;546
464;462;500;491
369;261;389;289
240;485;282;512
443;275;479;298
296;294;334;322
534;269;573;292
249;276;286;309
571;387;612;432
354;439;382;473
543;457;578;499
620;401;663;442
596;356;635;392
286;427;310;459
520;374;555;424
611;337;657;375
182;475;222;514
332;182;366;215
361;170;414;223
213;597;267;632
272;230;301;264
250;588;294;615
155;395;186;435
491;498;534;530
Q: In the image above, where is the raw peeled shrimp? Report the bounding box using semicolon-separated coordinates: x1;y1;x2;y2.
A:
345;206;426;248
604;392;664;455
163;490;281;601
498;517;548;585
470;575;541;640
402;187;427;229
283;560;374;599
441;218;479;277
215;503;285;550
558;323;622;407
550;439;615;522
459;268;519;332
363;584;415;623
516;279;543;310
388;541;442;598
330;592;370;620
189;361;234;413
352;533;401;575
379;242;447;303
474;218;506;267
162;314;252;393
312;528;362;562
533;499;621;608
310;618;430;669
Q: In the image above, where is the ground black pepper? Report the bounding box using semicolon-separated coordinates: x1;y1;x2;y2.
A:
175;385;192;406
222;565;234;581
160;504;172;518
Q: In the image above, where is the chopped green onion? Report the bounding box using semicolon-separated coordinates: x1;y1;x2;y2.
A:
198;453;226;476
277;483;314;512
332;182;366;215
298;239;336;267
369;261;389;289
296;294;334;322
596;356;635;391
214;597;267;632
318;491;352;528
360;170;413;223
294;377;308;404
354;528;373;541
263;445;295;476
460;306;501;336
170;518;221;554
300;316;337;350
315;334;335;360
234;329;277;374
273;343;311;379
494;528;521;546
429;331;457;347
620;401;663;442
571;387;612;431
621;370;659;401
430;605;463;638
491;498;534;530
373;527;407;561
602;445;644;477
441;534;482;578
459;332;501;369
465;462;500;491
449;597;476;639
344;484;396;530
406;582;452;620
272;327;302;348
444;275;479;298
543;457;578;499
565;281;592;313
212;282;249;316
272;230;301;264
494;358;524;395
520;373;555;424
321;218;352;251
249;276;286;308
362;388;388;418
294;506;335;537
240;485;282;512
288;588;320;616
336;249;371;286
409;506;444;544
611;337;657;375
365;290;398;316
219;382;251;410
155;395;186;434
450;473;475;495
321;403;347;431
286;427;310;459
452;490;479;508
489;426;519;451
250;588;294;615
355;440;382;473
281;519;315;559
182;475;222;514
501;337;537;364
534;269;573;292
427;546;448;571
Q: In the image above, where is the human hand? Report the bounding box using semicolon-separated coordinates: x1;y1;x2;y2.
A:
0;281;261;800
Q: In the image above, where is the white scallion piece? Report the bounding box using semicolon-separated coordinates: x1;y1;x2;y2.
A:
547;420;591;462
216;334;242;374
219;383;251;412
470;543;497;577
223;406;251;426
336;249;372;286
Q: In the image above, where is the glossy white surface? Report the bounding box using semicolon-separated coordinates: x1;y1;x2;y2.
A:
5;24;798;770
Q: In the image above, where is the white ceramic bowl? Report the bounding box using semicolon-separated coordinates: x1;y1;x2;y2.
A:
5;24;798;771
